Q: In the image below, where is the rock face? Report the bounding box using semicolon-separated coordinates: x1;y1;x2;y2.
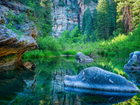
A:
64;67;139;92
0;2;38;70
52;0;97;37
124;51;140;70
75;52;93;62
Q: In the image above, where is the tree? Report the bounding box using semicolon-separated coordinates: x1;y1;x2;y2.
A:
85;11;93;42
71;26;81;43
96;0;110;40
82;7;94;41
116;0;140;34
109;0;117;35
40;0;53;36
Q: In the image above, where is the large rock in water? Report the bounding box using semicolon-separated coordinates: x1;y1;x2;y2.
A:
64;67;139;92
124;51;140;70
75;52;93;62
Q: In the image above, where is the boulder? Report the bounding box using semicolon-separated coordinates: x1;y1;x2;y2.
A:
64;67;139;92
124;51;140;70
75;52;93;62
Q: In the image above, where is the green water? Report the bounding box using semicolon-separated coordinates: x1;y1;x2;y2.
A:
0;56;140;105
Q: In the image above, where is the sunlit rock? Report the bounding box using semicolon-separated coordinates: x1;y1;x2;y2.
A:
64;67;139;92
75;52;93;63
124;51;140;70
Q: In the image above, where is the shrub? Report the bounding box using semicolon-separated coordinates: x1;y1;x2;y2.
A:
38;36;62;51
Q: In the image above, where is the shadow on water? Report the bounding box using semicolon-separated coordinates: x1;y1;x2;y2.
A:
0;56;140;105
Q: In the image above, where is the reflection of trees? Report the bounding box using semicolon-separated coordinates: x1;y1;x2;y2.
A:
8;57;140;105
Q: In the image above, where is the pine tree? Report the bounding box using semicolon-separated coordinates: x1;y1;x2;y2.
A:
91;9;98;41
116;0;140;33
96;0;110;40
109;0;117;35
85;11;93;42
82;7;93;41
40;0;53;36
82;9;87;34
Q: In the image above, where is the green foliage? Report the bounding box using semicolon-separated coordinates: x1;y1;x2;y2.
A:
96;0;110;40
82;7;94;42
59;0;65;6
38;36;62;51
70;26;81;43
7;10;26;25
92;0;98;3
84;0;91;5
23;50;61;58
5;11;25;39
116;0;140;31
70;3;73;9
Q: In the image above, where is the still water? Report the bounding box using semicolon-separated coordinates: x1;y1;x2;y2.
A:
0;56;140;105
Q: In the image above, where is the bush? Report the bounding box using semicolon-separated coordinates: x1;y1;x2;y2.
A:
38;36;62;51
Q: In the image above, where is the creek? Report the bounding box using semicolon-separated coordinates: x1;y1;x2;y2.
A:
0;56;140;105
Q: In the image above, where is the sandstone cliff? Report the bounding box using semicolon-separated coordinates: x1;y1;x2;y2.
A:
0;1;38;70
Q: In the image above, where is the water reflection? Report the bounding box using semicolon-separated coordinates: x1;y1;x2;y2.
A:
0;66;35;105
0;57;139;105
65;87;137;105
124;70;140;86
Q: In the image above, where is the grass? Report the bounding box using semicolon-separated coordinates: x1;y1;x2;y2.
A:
23;50;62;58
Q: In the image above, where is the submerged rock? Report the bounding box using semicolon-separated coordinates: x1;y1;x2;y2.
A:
64;67;139;92
124;51;140;70
75;52;93;63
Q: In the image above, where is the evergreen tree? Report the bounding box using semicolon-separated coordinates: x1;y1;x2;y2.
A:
96;0;110;40
116;0;140;33
85;11;93;42
82;9;87;34
91;9;98;41
92;9;98;31
82;7;93;41
40;0;53;36
109;0;117;36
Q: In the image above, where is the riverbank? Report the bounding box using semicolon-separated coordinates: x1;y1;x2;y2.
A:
23;24;140;61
